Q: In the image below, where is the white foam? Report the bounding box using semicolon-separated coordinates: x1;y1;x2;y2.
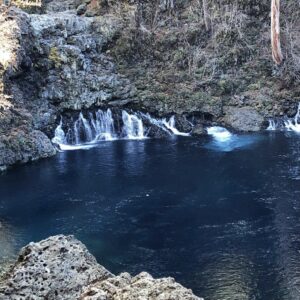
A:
163;116;190;136
284;103;300;132
267;120;277;131
122;111;146;139
207;126;232;141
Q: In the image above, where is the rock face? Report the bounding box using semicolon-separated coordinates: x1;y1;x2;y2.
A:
0;235;202;300
29;11;134;111
223;107;265;132
0;6;56;170
0;3;134;169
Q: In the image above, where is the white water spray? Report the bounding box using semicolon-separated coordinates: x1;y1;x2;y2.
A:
141;113;172;135
91;109;115;141
163;116;190;136
284;103;300;132
52;109;118;149
267;120;277;131
52;110;192;151
207;126;232;141
79;113;93;141
122;111;145;139
51;118;66;145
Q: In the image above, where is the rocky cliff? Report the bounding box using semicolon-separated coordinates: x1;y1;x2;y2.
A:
1;0;300;169
0;235;202;299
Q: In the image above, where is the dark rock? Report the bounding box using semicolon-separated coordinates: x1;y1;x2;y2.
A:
191;123;206;136
176;115;193;133
76;3;87;15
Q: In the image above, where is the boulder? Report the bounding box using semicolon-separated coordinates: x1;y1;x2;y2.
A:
223;107;265;132
81;272;203;300
0;235;112;300
76;3;87;15
0;235;202;300
191;123;206;136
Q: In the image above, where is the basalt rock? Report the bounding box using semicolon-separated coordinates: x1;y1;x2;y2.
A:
0;235;202;300
0;4;134;169
0;6;56;170
223;106;265;132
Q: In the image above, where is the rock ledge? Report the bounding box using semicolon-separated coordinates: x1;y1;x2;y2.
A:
0;235;202;300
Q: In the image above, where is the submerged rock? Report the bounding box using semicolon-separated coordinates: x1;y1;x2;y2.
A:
0;235;202;300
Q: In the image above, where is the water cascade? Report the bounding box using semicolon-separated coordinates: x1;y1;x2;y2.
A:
141;113;190;136
52;119;66;145
267;103;300;132
122;111;145;139
267;120;277;131
284;103;300;132
163;116;190;136
52;109;118;150
90;109;115;141
52;109;188;150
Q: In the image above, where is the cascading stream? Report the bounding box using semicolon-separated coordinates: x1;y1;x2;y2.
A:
122;111;145;139
267;120;277;131
52;109;189;150
141;113;190;137
284;103;300;132
163;116;190;137
267;103;300;132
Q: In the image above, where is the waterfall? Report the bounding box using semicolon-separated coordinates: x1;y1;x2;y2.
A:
207;126;232;141
163;116;190;136
52;109;118;149
141;113;172;135
51;118;66;144
142;113;190;136
91;109;115;141
267;120;277;131
122;111;145;139
284;103;300;132
79;113;93;141
52;109;192;150
267;103;300;133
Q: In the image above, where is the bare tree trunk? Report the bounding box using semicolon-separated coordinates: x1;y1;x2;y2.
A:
271;0;283;64
202;0;210;31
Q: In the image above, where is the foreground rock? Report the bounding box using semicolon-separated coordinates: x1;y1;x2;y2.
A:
0;235;202;300
81;272;201;300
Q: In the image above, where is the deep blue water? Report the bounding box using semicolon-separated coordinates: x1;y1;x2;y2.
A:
1;132;300;300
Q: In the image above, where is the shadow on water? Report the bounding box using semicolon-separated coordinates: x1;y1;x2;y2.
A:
1;133;300;300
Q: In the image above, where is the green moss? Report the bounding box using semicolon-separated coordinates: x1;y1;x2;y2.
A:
48;47;62;68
